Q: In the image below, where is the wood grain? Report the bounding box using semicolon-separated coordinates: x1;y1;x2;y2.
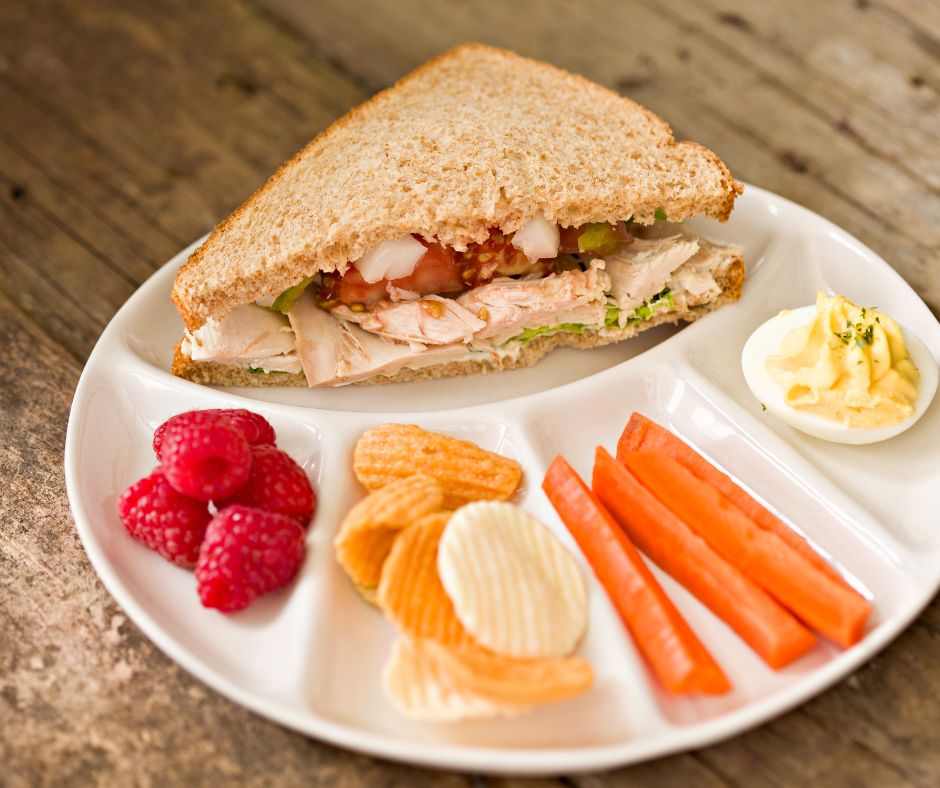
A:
2;0;939;785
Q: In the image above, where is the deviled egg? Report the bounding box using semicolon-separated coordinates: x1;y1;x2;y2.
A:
742;293;937;444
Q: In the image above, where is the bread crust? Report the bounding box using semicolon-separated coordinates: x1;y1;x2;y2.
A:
172;255;744;388
172;44;742;331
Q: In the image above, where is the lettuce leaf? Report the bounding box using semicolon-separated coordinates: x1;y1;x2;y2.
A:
605;304;620;329
511;322;588;345
606;288;674;328
271;276;315;314
509;289;674;345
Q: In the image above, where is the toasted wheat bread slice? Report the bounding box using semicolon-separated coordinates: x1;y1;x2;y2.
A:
172;44;742;331
172;253;744;388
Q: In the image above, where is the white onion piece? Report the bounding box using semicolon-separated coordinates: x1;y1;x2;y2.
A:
353;236;426;284
511;212;560;261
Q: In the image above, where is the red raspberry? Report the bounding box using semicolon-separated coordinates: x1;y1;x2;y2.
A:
153;409;275;460
214;409;276;448
196;505;306;612
117;469;212;567
160;415;251;501
220;445;316;525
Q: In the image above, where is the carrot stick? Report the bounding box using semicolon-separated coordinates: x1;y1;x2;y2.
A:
592;447;816;668
621;451;871;648
618;413;846;585
542;455;731;695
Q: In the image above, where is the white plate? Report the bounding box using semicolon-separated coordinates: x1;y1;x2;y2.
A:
65;185;940;775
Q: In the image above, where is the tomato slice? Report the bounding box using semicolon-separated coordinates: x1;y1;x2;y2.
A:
324;268;388;307
321;241;463;306
392;242;465;295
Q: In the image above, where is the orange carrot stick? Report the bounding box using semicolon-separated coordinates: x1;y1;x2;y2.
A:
618;413;846;585
593;447;816;668
542;455;731;695
621;451;871;648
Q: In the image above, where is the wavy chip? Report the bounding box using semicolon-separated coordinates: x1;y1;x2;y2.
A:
438;501;588;659
418;638;593;707
377;511;472;647
334;474;444;590
353;424;522;509
382;637;528;721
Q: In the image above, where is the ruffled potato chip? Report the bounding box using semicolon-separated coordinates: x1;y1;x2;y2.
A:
382;637;528;721
353;424;522;509
334;474;443;591
438;501;588;658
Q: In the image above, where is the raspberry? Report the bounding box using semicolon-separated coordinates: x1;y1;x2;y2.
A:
153;409;275;460
160;415;252;501
117;469;212;567
196;505;306;612
214;409;277;448
220;445;316;525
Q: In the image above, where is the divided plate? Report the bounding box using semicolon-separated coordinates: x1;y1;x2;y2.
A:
65;185;940;775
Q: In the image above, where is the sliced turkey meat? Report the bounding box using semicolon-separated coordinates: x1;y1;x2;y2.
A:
288;290;473;386
601;236;699;315
669;239;725;304
181;304;301;373
332;295;485;346
457;260;611;342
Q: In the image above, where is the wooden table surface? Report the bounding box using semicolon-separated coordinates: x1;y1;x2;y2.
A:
2;1;939;784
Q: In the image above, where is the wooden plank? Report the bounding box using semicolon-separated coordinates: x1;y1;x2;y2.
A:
877;0;940;41
0;246;101;363
649;0;940;191
0;178;137;359
0;82;189;252
494;749;732;787
0;0;365;246
0;133;166;285
567;754;731;786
